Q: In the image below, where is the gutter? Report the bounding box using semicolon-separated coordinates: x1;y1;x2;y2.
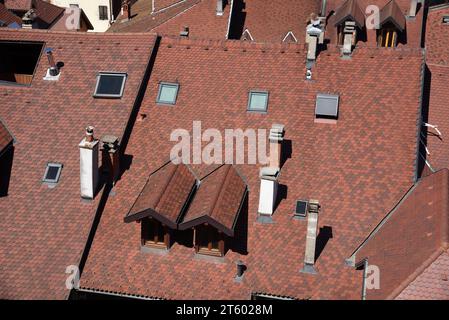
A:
76;287;162;300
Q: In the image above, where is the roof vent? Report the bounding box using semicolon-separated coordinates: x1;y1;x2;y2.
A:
43;48;61;81
180;26;189;37
300;199;320;274
21;9;36;29
216;0;224;16
234;260;245;282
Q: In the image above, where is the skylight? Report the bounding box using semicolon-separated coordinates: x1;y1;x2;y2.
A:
42;163;63;184
93;72;127;98
315;93;339;119
443;16;449;24
248;91;269;112
157;82;179;105
294;200;308;218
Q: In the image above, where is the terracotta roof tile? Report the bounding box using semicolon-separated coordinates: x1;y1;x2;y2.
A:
0;29;157;299
32;0;65;26
0;3;22;25
80;36;424;299
379;0;406;31
332;0;365;28
0;119;13;154
4;0;32;11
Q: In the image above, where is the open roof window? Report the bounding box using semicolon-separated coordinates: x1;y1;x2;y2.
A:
157;82;179;105
42;163;63;184
93;72;127;98
248;90;269;113
315;93;339;120
0;41;44;86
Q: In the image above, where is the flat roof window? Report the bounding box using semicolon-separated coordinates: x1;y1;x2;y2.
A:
93;72;127;98
157;82;179;105
294;200;308;218
0;41;44;86
315;93;339;119
248;91;269;112
43;163;63;184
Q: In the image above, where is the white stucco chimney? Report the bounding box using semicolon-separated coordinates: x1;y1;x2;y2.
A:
79;126;99;200
301;200;320;274
341;21;356;57
305;14;324;61
409;0;419;17
258;167;279;216
216;0;224;16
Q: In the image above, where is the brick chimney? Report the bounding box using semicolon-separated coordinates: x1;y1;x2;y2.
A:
101;135;120;186
216;0;224;16
301;200;320;274
121;0;131;21
79;126;99;200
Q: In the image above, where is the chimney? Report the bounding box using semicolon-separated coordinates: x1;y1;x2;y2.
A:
257;167;279;218
341;21;356;57
101;135;120;186
121;0;131;21
180;26;189;37
409;0;418;17
269;124;285;169
216;0;224;16
46;48;60;76
79;126;99;200
305;13;324;62
22;9;36;29
234;260;245;282
301;200;320;274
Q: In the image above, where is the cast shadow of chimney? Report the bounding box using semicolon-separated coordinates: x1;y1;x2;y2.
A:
314;226;333;262
280;139;292;169
228;192;248;255
0;146;14;197
227;0;246;40
273;184;287;213
117;153;133;183
417;64;432;179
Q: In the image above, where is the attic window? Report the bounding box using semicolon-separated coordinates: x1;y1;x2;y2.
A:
248;91;269;112
42;163;63;184
157;82;179;105
0;41;44;86
93;72;127;98
294;200;308;218
443;16;449;24
315;93;339;120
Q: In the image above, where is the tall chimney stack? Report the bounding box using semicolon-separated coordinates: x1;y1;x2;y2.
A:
79;126;99;200
121;0;131;21
341;21;356;57
409;0;418;17
216;0;224;16
305;13;324;62
269;124;285;169
301;200;320;274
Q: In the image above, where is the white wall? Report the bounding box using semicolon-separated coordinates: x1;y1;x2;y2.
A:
50;0;113;32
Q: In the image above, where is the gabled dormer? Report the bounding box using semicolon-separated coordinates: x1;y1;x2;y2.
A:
333;0;366;47
377;0;406;47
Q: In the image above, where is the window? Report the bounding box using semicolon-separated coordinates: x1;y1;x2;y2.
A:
0;41;44;85
294;200;308;218
42;163;63;184
378;28;397;47
315;93;339;120
99;6;108;20
443;16;449;25
142;218;168;249
93;72;127;98
156;82;179;105
195;225;224;256
248;90;269;112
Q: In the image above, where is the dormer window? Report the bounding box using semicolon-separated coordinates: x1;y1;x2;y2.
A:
195;224;224;257
332;0;365;48
377;0;406;48
141;217;169;250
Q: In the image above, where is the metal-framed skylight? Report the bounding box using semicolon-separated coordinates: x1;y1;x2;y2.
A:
294;200;308;218
42;162;63;184
156;82;179;105
443;16;449;24
315;93;339;119
93;72;127;98
247;90;269;112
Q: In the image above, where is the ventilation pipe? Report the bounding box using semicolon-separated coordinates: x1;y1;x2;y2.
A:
301;200;320;274
79;126;99;200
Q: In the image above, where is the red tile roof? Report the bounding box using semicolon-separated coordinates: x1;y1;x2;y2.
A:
0;29;157;299
0;2;21;25
4;0;32;11
32;0;65;26
425;5;449;171
79;36;424;299
0;119;13;154
396;249;449;300
239;0;320;43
